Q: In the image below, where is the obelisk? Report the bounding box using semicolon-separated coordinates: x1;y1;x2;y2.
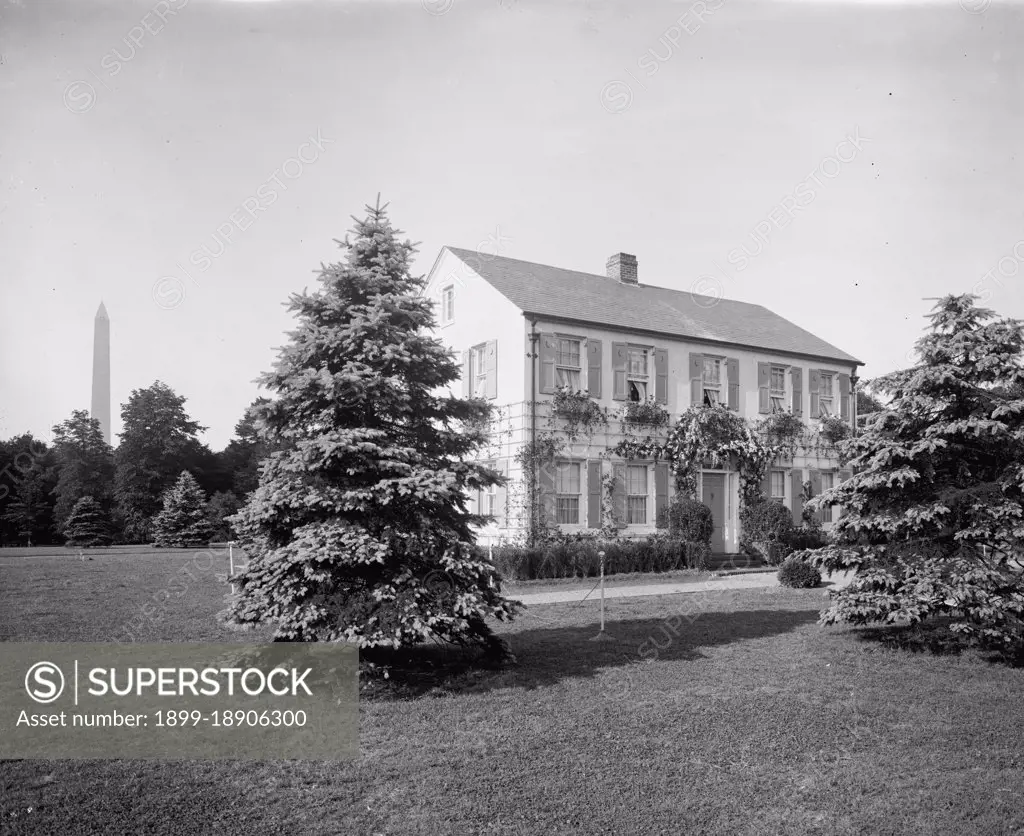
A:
91;302;111;445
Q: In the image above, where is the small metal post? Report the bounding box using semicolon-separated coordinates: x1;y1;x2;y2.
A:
228;542;235;595
590;550;614;641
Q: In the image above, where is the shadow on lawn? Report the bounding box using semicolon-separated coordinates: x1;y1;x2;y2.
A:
853;619;1024;667
362;607;819;700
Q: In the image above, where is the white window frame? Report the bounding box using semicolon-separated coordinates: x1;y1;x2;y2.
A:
770;365;788;414
819;372;835;418
440;285;455;326
471;343;488;398
555;461;581;525
555;336;583;392
626;345;650;403
770;469;786;502
626;464;648;525
703;356;723;406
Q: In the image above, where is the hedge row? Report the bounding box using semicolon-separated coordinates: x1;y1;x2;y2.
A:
484;537;712;581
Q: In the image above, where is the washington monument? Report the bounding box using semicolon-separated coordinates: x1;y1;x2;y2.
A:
91;301;111;445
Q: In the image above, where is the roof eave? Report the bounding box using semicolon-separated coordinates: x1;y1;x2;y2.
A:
520;310;862;369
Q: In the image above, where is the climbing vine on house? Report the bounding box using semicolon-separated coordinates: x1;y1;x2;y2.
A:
611;404;778;510
548;387;608;442
512;433;564;545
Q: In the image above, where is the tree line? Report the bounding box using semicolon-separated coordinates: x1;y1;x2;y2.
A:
0;382;272;547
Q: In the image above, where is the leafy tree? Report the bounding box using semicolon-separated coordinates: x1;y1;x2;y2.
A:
219;398;274;497
3;465;56;545
114;382;207;543
51;411;115;529
207;490;242;541
63;495;113;547
856;388;885;416
0;434;58;545
805;295;1024;660
151;471;214;547
227;200;518;660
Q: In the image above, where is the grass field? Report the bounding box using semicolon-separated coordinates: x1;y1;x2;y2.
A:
2;550;1024;835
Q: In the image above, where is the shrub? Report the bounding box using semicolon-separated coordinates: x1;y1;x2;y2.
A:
658;497;714;543
740;499;793;564
783;528;827;552
488;536;708;581
777;555;821;588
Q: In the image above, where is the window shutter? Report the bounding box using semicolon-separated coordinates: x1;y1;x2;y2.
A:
654;349;668;404
612;343;628;400
494;458;509;526
587;339;603;398
654;462;669;527
839;373;851;422
462;350;471;398
538;333;557;395
809;469;823;522
537;459;556;527
484;340;498;400
790;366;803;415
790;469;804;524
587;460;602;529
727;358;739;411
808;368;820;419
689;352;704;407
757;362;771;414
612;463;626;527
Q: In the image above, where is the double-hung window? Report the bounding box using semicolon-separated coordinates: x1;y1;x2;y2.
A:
441;285;455;325
770;366;787;413
821;472;835;522
627;346;649;402
770;470;786;502
471;344;488;397
703;357;722;406
819;373;835;417
481;481;497;518
626;465;648;524
555;338;582;391
555;461;581;524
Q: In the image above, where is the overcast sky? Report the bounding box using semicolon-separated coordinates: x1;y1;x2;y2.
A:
2;0;1022;450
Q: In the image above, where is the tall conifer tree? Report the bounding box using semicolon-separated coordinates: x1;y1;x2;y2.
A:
807;295;1024;658
228;200;517;658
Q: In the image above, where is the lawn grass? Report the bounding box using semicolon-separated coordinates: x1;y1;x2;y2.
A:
2;550;1023;835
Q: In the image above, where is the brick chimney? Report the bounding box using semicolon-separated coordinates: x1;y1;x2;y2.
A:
606;252;638;285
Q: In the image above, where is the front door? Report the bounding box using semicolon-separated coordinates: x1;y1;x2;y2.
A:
702;473;726;553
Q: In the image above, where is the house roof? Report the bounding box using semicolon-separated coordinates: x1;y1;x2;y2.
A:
445;247;862;366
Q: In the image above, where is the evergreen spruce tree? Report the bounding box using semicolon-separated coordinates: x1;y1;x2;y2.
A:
151;471;214;547
227;200;518;659
63;496;113;548
805;295;1024;659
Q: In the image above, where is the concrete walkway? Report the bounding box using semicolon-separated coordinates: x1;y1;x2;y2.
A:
510;570;854;606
